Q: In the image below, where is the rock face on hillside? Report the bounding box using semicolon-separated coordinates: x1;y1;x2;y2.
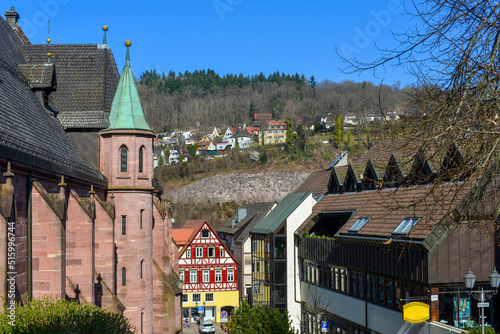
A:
166;172;310;203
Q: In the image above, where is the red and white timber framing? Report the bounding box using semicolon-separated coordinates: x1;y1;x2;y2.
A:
179;221;239;293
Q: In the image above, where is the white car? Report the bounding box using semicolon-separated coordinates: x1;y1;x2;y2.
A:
199;321;215;333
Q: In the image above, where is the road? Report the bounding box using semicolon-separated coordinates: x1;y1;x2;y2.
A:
182;322;227;334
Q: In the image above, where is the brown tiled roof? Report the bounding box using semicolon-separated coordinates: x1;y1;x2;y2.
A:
305;181;471;240
18;44;119;129
293;170;330;197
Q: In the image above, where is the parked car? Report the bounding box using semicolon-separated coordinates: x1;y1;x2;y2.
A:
199;321;215;333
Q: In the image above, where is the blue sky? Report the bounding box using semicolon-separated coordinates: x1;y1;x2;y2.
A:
12;0;414;86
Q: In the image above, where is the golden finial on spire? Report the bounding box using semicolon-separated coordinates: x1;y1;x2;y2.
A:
125;40;131;47
47;19;51;44
102;25;108;44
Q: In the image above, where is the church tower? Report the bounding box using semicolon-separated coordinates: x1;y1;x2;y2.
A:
99;40;155;333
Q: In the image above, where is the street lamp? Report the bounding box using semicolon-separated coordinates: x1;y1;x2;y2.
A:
463;268;500;334
202;301;206;322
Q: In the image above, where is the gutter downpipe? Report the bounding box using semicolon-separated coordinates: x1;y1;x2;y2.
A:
27;171;32;300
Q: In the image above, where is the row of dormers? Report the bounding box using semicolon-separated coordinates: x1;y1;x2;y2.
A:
327;143;466;193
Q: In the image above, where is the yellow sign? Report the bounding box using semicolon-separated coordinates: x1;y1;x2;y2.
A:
403;302;430;323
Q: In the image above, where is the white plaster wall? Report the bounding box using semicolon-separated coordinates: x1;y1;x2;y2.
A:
287;193;316;331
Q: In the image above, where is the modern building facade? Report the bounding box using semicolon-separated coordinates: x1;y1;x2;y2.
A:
217;202;276;301
295;138;499;334
250;191;315;331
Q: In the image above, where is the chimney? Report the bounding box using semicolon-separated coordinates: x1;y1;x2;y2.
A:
4;7;19;29
237;208;247;223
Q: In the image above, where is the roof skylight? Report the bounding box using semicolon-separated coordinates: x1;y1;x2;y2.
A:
393;217;420;235
348;217;370;233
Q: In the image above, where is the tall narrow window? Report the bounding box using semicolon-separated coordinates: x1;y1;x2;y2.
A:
140;260;145;279
139;147;144;173
140;209;144;229
122;216;126;235
120;146;128;172
122;268;126;286
141;309;144;333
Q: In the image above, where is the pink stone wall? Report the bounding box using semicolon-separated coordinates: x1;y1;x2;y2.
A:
94;196;115;309
31;186;63;300
100;132;154;189
66;193;93;302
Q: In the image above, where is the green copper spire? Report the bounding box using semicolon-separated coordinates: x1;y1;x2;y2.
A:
106;40;153;132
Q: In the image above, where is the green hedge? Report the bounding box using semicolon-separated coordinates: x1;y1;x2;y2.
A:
0;296;135;333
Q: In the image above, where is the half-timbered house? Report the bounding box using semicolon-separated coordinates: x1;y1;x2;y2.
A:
177;220;239;324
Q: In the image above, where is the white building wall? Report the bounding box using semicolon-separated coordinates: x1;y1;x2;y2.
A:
286;194;316;331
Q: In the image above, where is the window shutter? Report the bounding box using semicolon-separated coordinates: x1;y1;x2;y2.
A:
185;270;190;284
222;269;227;283
203;247;208;258
192;247;196;258
197;270;202;284
215;247;220;258
210;269;215;283
234;268;238;283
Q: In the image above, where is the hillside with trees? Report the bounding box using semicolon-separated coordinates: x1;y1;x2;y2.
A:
138;69;409;132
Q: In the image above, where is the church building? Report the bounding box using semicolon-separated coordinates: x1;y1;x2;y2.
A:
0;7;181;334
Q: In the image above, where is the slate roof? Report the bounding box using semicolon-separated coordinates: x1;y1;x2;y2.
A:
0;17;26;68
16;63;54;88
18;44;119;129
0;16;105;184
217;202;276;243
252;191;311;235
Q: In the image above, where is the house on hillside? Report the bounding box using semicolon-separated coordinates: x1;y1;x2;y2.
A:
196;141;217;157
175;220;239;324
250;191;315;330
227;130;253;149
216;202;277;301
259;120;286;145
295;137;499;334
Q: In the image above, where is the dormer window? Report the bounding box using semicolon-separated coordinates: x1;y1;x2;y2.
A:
348;217;371;233
393;217;420;235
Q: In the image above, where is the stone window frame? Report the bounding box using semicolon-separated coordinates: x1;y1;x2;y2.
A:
120;145;128;173
122;267;127;286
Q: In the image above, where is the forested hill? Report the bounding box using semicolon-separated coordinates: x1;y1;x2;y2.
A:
138;69;409;132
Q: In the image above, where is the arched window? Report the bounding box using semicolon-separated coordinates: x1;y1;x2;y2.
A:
122;267;126;286
120;146;128;172
139;146;144;173
140;259;145;279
